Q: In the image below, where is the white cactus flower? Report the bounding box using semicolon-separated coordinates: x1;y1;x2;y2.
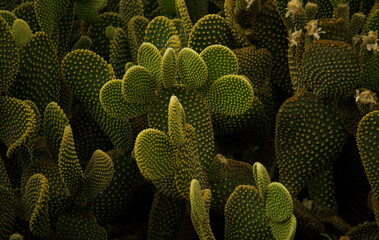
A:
286;0;304;18
287;28;303;47
361;30;378;53
305;20;325;40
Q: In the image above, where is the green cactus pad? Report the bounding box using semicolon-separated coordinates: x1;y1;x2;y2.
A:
13;2;41;33
0;156;12;190
128;16;150;62
302;40;360;99
253;162;270;201
0;16;18;94
360;47;379;91
269;214;297;240
100;79;151;119
206;75;254;116
225;185;273;240
109;28;132;79
200;45;238;91
134;129;177;181
11;18;31;45
0;10;17;27
161;34;182;55
144;16;178;51
161;48;177;88
178;47;208;89
168;96;186;147
61;49;133;153
266;182;293;223
0;186;16;240
308;166;337;210
9;31;60;113
74;0;107;23
356;111;379;200
57;210;107;240
23;173;50;237
275;91;346;195
189;14;233;53
176;0;193;38
77;150;114;203
119;0;144;23
137;42;162;82
0;96;36;159
122;65;157;104
34;0;70;34
58;126;84;197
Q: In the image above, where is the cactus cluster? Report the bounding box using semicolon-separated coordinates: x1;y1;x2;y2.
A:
0;0;378;239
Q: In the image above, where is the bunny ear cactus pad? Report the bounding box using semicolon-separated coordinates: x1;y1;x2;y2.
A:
356;111;379;200
206;75;254;116
43;102;69;163
144;16;178;51
302;40;360;100
13;2;41;33
161;35;181;55
23;173;50;237
225;185;273;240
34;0;70;35
0;96;37;159
253;162;271;201
119;0;144;23
270;214;297;240
134;129;177;181
138;42;162;83
275;91;346;195
122;66;157;104
100;80;151;119
74;0;107;23
61;49;133;153
0;16;18;94
266;182;293;223
176;0;193;38
11;18;32;45
178;48;208;89
199;45;238;91
0;186;17;240
168;95;186;147
128;16;149;62
161;48;177;88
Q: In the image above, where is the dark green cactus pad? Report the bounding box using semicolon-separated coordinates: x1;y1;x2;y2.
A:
317;18;351;43
146;191;187;240
0;10;17;27
302;40;360;100
22;173;50;237
144;16;178;51
148;84;215;172
34;0;70;35
61;49;133;153
0;96;37;159
209;159;255;213
56;209;108;240
0;186;17;240
109;28;132;79
22;159;71;218
128;16;149;62
74;0;107;23
275;91;346;195
13;2;41;33
9;31;60;114
189;14;234;53
119;0;144;23
161;35;182;55
0;16;18;94
356;110;379;200
176;0;193;38
224;0;250;49
56;1;75;60
346;221;379;240
225;185;273;240
363;4;379;33
308;166;337;210
88;12;123;61
43;102;70;163
360;47;379;91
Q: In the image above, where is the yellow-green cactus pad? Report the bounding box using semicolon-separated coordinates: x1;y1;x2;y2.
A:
105;26;116;39
77;150;114;202
57;210;107;240
144;16;178;51
178;47;208;89
100;79;151;119
43;102;69;163
61;49;133;152
266;182;293;223
34;0;70;34
122;65;157;104
9;31;60;113
253;162;271;201
189;14;233;53
11;18;31;45
119;0;143;23
0;96;36;158
161;34;182;55
74;0;107;23
128;16;149;62
0;16;18;94
168;95;186;147
302;40;360;99
275;91;346;195
199;45;238;91
356;111;379;200
137;42;162;82
161;48;177;89
23;173;50;237
176;0;193;37
225;185;273;240
206;75;254;116
147;191;187;240
269;214;297;240
134;129;176;181
0;186;16;240
58;126;84;197
148;85;215;172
